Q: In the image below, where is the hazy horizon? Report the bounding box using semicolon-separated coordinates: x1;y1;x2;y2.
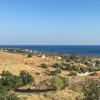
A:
0;0;100;45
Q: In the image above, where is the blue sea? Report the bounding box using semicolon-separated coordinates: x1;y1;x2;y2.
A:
0;45;100;55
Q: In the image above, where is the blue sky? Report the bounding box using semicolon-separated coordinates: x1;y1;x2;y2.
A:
0;0;100;45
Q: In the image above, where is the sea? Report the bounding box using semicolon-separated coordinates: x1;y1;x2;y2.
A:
0;45;100;56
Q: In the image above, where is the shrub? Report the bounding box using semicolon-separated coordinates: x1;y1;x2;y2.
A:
50;69;61;76
75;96;83;100
7;93;20;100
1;71;22;90
0;85;19;100
55;68;61;74
27;53;32;58
39;64;48;69
80;67;88;73
20;70;34;85
90;66;100;71
50;76;68;90
53;63;61;68
83;79;100;100
1;75;22;90
2;71;13;76
0;85;8;98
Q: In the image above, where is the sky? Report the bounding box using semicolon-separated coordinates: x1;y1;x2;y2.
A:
0;0;100;45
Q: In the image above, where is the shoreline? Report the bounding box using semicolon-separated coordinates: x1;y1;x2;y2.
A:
1;48;100;57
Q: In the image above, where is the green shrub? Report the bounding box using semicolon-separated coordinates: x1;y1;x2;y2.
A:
27;53;32;58
75;96;83;100
1;70;34;88
39;64;48;69
53;63;61;68
1;71;22;90
80;67;88;73
7;93;20;100
1;75;22;90
83;79;100;100
0;85;8;98
91;66;100;71
50;76;68;90
2;71;13;76
20;70;34;85
0;85;19;100
0;85;8;100
55;68;61;74
50;69;61;76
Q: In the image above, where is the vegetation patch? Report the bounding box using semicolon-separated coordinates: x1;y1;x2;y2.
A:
49;75;68;90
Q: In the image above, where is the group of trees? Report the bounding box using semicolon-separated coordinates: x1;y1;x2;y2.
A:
0;70;34;100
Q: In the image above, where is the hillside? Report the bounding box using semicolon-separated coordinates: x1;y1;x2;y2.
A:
0;51;100;100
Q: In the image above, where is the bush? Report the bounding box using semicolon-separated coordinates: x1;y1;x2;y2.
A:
0;70;35;100
7;93;20;100
0;85;8;98
55;68;61;74
27;53;32;58
2;71;13;76
1;70;34;89
53;63;61;68
50;76;68;90
0;85;19;100
90;66;100;71
20;70;34;85
39;64;48;69
83;79;100;100
1;71;22;90
50;68;61;76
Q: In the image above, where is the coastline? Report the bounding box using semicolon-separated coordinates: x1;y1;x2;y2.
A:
0;45;100;56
